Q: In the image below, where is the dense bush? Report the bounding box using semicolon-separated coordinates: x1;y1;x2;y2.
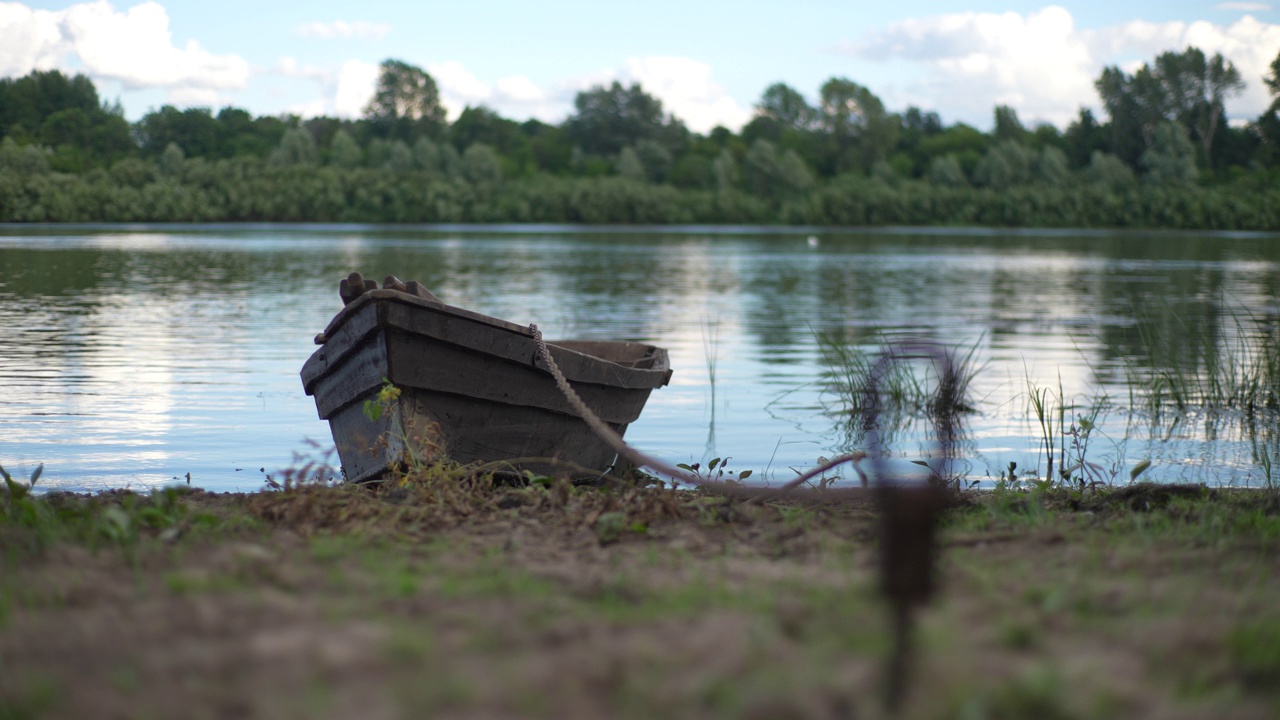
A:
3;156;1276;229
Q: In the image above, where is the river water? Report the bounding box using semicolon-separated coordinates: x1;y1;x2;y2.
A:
2;224;1278;492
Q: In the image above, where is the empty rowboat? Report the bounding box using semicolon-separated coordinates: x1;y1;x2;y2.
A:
300;273;672;483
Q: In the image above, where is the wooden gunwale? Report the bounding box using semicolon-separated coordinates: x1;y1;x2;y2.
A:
301;290;671;418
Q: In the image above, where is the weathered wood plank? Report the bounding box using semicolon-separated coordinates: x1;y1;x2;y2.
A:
302;287;670;480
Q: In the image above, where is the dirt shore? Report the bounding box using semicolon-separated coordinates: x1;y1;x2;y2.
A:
2;476;1279;719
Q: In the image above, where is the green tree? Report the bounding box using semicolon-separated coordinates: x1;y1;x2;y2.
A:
711;148;738;192
364;59;446;140
386;139;414;172
993;105;1028;143
1096;46;1244;167
1081;151;1137;191
159;142;185;177
634;139;672;182
217;107;286;158
817;78;899;175
973;141;1035;189
757;82;814;130
743;139;781;195
137;106;220;157
1140;121;1198;186
564;81;684;157
269;127;318;166
1255;49;1280;152
0;137;51;175
927;154;967;187
461;143;503;185
1036;146;1070;186
0;70;101;138
328;129;364;168
615;146;646;180
1063;108;1108;168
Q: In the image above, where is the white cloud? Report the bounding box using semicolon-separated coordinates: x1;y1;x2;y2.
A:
166;86;222;107
619;57;752;133
0;3;65;77
0;1;249;95
419;56;750;132
845;6;1280;128
296;20;391;40
428;60;492;119
332;59;379;118
496;75;543;103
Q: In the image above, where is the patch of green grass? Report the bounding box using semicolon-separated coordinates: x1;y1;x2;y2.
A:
163;569;249;595
0;677;59;720
1228;618;1280;692
953;666;1081;720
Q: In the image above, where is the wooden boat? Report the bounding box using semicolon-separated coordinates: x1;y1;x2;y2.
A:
301;273;672;483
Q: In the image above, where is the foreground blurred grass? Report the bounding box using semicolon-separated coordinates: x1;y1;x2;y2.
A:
2;467;1278;719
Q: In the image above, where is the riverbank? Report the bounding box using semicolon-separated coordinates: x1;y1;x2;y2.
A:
3;473;1278;719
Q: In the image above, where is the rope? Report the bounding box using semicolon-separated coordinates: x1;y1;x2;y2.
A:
529;324;871;497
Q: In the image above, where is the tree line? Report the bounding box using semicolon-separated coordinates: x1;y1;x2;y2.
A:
1;46;1279;228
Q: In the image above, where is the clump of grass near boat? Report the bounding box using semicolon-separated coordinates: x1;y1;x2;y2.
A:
815;331;983;448
1;463;205;559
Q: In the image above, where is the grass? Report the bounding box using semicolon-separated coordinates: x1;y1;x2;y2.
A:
1128;302;1280;419
3;460;1280;718
815;331;983;462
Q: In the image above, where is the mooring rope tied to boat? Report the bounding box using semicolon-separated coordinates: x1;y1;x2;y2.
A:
528;323;873;498
533;323;954;715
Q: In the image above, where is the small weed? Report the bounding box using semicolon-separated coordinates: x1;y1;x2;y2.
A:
0;677;59;720
674;456;752;484
1227;618;1280;691
778;505;816;527
956;667;1079;720
594;512;628;544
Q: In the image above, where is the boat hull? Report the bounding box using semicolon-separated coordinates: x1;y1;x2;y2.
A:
301;290;671;483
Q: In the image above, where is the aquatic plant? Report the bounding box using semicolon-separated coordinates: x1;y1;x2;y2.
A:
816;331;982;451
1128;303;1280;418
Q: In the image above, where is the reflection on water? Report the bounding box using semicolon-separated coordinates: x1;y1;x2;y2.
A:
1;224;1279;492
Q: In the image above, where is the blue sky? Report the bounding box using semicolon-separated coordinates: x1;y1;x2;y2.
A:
3;1;1279;132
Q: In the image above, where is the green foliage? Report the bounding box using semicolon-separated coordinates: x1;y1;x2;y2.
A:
818;77;898;174
0;61;1276;228
742;139;815;198
974;141;1036;190
328;129;363;168
756;82;815;131
158;142;185;177
1096;46;1245;168
1228;618;1280;690
674;456;752;485
564;81;681;157
711;149;739;192
1141;122;1199;186
386;139;414;173
363;59;446;139
1082;151;1137;191
461;143;503;185
927;154;968;187
614;146;645;180
1036;146;1071;186
994;105;1029;143
270;127;318;166
0;137;51;175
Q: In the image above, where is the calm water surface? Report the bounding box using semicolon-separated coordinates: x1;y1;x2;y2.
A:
2;224;1278;492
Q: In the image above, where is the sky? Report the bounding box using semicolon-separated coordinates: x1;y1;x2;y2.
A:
2;1;1279;133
